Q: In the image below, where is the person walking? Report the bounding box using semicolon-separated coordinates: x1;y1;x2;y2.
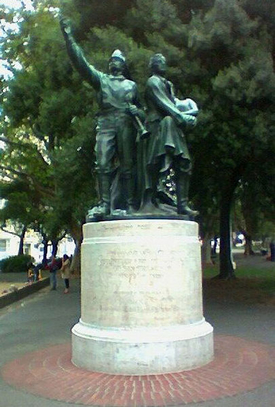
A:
60;254;71;294
48;255;59;291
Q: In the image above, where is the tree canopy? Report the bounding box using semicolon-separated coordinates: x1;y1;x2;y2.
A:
0;0;97;255
0;0;274;276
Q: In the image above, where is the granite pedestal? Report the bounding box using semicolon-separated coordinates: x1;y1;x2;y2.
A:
72;219;213;374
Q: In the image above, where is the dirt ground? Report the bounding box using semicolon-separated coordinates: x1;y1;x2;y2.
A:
203;251;275;306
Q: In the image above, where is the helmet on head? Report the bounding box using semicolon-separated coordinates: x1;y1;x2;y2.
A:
110;49;126;63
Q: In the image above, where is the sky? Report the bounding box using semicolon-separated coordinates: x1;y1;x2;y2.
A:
0;0;33;149
0;0;33;10
0;0;33;77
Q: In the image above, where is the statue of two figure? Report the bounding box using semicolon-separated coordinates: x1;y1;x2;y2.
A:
60;18;199;221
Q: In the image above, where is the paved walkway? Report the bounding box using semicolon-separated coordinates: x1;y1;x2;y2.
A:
0;275;274;407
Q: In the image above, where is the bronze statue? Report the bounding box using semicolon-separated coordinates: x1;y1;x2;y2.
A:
60;18;145;219
60;17;198;220
141;53;199;218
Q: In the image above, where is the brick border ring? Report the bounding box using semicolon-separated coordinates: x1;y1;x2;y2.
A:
2;335;275;406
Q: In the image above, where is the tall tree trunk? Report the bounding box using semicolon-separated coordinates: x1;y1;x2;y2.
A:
243;231;254;256
201;234;213;265
219;193;235;279
51;240;58;257
71;241;81;275
70;222;83;275
240;170;261;256
42;238;48;265
18;225;27;255
218;169;243;279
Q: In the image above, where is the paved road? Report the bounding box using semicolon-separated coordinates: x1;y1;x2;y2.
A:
0;276;274;407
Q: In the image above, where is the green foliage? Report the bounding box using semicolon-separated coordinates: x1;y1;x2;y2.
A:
0;0;274;277
0;254;33;273
0;1;98;245
74;0;130;34
126;0;182;42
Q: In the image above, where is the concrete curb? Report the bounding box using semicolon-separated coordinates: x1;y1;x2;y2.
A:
0;277;50;309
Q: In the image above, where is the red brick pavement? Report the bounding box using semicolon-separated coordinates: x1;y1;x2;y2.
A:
2;335;275;406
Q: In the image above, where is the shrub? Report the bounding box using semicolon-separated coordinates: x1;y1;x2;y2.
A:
0;254;33;273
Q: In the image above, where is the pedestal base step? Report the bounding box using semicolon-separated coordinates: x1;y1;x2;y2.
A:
72;319;214;375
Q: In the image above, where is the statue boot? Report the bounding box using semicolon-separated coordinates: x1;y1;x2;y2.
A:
139;168;160;213
175;172;199;218
123;176;136;214
89;174;111;217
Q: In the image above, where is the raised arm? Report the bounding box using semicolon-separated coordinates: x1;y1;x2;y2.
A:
60;17;101;90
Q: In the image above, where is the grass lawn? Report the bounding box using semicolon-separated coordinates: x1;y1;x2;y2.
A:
202;257;275;305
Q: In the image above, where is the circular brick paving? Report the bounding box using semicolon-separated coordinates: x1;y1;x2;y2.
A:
2;335;275;406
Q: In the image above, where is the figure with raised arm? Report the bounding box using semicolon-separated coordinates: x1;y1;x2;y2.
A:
60;18;144;219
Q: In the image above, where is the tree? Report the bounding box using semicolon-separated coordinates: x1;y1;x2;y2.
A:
237;151;275;255
180;0;274;277
0;1;97;266
1;0;274;279
0;179;42;255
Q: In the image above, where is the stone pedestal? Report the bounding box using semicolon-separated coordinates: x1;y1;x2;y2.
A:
72;219;213;374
